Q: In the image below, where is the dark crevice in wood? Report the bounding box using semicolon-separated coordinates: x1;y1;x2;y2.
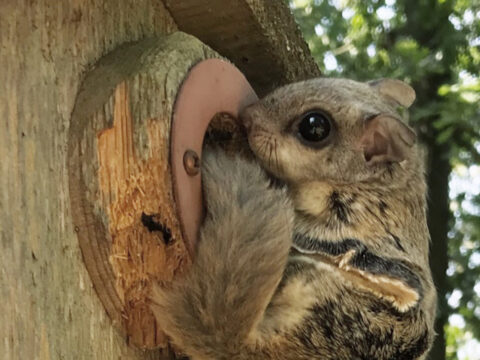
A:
141;212;173;245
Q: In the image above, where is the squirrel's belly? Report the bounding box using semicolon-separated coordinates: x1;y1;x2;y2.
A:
273;257;432;360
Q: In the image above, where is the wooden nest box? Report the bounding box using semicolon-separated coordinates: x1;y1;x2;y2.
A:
1;1;319;359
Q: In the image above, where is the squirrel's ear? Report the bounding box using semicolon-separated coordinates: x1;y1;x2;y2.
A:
368;79;416;108
360;115;416;165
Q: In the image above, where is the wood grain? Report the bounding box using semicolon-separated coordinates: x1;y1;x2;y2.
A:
0;1;180;358
68;34;219;350
164;0;321;96
0;0;319;358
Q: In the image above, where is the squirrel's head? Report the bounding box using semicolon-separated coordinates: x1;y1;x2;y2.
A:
240;77;421;189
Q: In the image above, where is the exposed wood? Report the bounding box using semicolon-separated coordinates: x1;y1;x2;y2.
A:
164;0;321;96
69;34;219;350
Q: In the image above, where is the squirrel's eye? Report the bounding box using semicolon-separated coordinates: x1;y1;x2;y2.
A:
297;112;332;143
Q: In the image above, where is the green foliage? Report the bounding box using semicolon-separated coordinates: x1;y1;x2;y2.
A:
449;182;480;334
290;0;480;358
447;325;465;359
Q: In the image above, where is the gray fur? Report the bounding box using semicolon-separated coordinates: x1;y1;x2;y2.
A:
150;77;436;360
150;149;293;359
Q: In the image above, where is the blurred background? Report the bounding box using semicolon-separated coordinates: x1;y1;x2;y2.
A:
288;0;480;359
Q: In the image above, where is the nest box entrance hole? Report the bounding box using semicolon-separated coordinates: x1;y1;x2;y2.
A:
68;33;257;352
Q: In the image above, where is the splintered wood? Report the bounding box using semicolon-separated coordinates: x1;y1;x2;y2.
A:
96;82;189;348
67;33;217;354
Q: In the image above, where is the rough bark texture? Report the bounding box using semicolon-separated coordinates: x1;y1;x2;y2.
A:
0;1;319;359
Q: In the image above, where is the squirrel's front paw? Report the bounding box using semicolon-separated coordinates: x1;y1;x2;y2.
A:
201;147;291;216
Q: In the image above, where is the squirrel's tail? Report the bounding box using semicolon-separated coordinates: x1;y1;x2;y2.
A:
149;150;293;359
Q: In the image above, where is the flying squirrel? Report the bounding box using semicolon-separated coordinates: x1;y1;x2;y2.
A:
149;78;437;360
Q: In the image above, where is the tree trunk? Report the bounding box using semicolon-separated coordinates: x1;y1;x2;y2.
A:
401;4;454;358
426;141;451;360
